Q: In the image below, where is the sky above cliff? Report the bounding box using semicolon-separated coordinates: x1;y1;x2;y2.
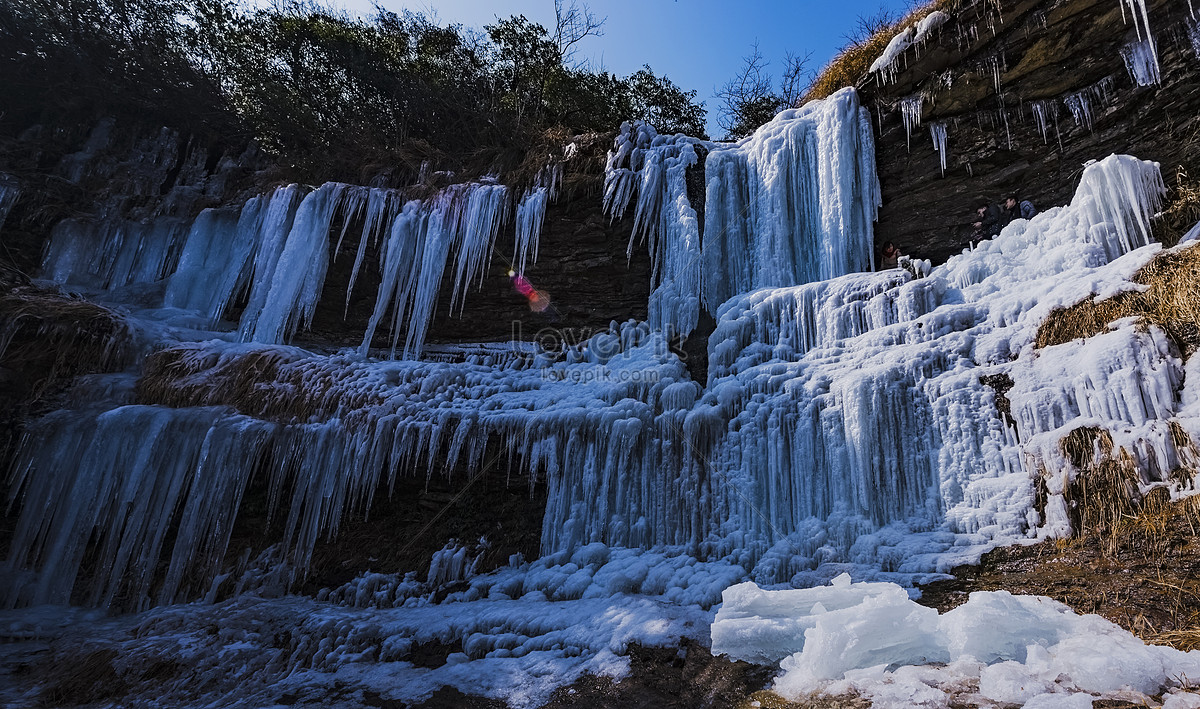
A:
340;0;917;136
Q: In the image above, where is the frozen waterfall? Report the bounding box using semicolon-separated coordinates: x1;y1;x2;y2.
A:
604;87;880;336
7;152;1192;613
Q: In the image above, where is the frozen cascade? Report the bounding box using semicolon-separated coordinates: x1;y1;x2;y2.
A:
5;154;1183;614
930;121;949;176
700;88;880;312
3;324;703;609
603;88;879;336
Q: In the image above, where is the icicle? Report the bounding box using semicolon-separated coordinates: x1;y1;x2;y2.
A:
930;121;949;176
512;164;561;275
1030;100;1063;150
343;188;401;316
1116;0;1160;85
239;183;346;344
900;95;923;150
1121;38;1161;86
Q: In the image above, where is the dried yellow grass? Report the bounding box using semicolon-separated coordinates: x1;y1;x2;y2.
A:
1154;166;1200;248
1035;243;1200;356
804;0;957;102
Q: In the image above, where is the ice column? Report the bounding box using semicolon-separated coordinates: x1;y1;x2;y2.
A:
239;183;347;344
702;87;880;311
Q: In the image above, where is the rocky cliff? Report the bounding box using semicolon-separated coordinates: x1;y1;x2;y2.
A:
863;0;1200;262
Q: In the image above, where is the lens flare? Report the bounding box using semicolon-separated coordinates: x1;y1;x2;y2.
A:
509;270;550;312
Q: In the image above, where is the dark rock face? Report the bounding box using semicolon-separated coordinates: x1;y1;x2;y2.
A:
862;0;1200;264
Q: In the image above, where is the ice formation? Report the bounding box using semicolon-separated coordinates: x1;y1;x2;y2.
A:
913;10;949;45
513;164;562;275
1117;0;1160;85
603;88;879;336
930;121;949;175
713;575;1200;707
870;26;914;84
900;94;923;149
1064;77;1115;132
1122;38;1161;86
1031;99;1062;147
7;153;1186;620
40;174;544;357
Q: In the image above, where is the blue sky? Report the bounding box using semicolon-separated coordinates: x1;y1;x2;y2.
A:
337;1;916;136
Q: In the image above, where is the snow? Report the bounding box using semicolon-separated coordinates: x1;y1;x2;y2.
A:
914;11;949;44
0;594;711;709
871;26;914;84
712;576;1200;707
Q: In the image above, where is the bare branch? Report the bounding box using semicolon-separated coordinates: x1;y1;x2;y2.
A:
553;0;604;65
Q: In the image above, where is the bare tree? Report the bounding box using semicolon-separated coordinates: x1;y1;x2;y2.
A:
553;0;604;66
716;43;814;138
840;4;904;48
778;50;814;109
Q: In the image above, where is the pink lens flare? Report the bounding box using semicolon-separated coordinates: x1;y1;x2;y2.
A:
508;270;551;312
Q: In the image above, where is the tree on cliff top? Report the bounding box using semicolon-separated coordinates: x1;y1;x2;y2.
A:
0;0;707;183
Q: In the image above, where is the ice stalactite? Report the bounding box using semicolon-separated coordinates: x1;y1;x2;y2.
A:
359;182;509;358
513;164;562;275
930;122;949;176
1064;76;1115;132
1030;100;1062;149
1117;0;1160;85
1122;38;1161;86
1189;18;1200;59
41;216;193;292
238;183;347;344
900;95;923;150
337;187;401;316
164;206;259;322
602;120;659;221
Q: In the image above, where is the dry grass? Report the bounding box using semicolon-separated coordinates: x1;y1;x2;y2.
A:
1154;165;1200;248
804;0;957;102
1035;243;1200;356
0;276;131;401
136;345;386;422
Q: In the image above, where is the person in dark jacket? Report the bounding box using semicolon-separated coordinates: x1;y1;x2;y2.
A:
971;202;1005;240
1004;195;1037;221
